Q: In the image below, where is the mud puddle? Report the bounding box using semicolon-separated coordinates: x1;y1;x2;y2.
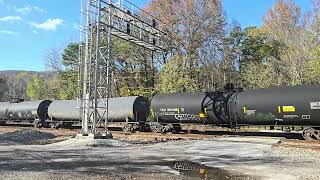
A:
159;161;256;180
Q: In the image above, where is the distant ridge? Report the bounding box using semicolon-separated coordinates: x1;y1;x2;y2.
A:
0;70;48;74
0;70;52;76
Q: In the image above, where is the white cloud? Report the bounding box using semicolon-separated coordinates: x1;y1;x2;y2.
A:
15;5;46;14
30;18;64;31
0;30;17;35
0;16;22;22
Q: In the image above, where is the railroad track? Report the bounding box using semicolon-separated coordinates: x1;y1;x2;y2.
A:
0;123;304;140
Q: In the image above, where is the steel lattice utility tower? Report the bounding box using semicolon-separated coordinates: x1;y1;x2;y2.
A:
79;0;166;136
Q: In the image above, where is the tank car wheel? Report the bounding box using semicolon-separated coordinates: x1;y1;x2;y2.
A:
50;123;61;129
139;123;146;132
151;123;163;133
62;122;72;128
162;124;174;133
122;123;133;133
37;123;43;128
50;123;56;128
302;128;316;140
33;120;42;128
131;124;140;132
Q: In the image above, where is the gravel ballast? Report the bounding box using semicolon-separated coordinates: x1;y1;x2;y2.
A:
0;129;56;144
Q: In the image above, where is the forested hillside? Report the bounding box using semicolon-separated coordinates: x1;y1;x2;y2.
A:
0;71;52;101
1;0;319;101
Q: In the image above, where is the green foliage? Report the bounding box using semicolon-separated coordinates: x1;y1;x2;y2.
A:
44;75;64;100
158;56;199;93
241;62;280;89
62;43;81;69
57;70;78;100
26;75;44;100
306;45;320;83
119;84;155;98
111;37;156;97
240;27;267;68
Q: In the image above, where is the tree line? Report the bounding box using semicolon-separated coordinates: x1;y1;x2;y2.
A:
1;0;319;101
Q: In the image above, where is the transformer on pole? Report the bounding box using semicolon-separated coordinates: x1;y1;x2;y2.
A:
79;0;166;137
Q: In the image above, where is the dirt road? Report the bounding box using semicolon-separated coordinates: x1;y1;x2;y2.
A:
0;127;320;179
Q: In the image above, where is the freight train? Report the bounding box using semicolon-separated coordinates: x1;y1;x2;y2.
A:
0;96;149;129
0;85;319;140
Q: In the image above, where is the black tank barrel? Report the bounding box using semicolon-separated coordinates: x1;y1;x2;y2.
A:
48;96;149;122
0;100;52;121
150;92;231;124
151;85;320;126
229;85;320;126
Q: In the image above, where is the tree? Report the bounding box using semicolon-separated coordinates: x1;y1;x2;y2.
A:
240;27;266;69
45;48;63;72
219;24;242;87
236;26;283;88
26;75;45;100
157;56;198;93
262;0;307;86
43;43;82;100
146;0;226;92
305;0;320;84
56;71;78;100
6;72;29;100
57;43;81;100
111;37;157;97
0;77;8;101
62;43;81;69
306;44;320;83
241;62;280;89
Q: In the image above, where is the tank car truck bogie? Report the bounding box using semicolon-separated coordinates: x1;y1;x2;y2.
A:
147;122;181;133
33;119;43;128
302;127;320;140
149;122;164;133
121;122;141;133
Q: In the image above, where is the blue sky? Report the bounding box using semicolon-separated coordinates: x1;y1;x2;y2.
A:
223;0;312;27
0;0;312;71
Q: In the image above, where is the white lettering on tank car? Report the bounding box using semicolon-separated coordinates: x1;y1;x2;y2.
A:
160;108;166;112
283;115;299;118
174;114;200;121
245;109;256;115
160;108;180;112
167;108;179;112
310;102;320;110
